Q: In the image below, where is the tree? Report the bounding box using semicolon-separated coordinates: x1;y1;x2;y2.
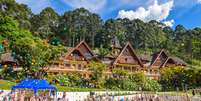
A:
87;61;106;88
0;0;32;29
30;7;59;40
87;13;102;48
98;19;126;48
12;37;64;78
0;15;64;79
159;67;198;91
96;45;109;59
59;8;102;47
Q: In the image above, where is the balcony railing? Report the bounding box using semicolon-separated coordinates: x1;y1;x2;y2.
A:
145;73;160;76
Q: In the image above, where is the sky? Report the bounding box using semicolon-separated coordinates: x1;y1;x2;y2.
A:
16;0;201;29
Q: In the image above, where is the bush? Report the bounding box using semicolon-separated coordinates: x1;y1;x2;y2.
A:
121;79;138;91
159;66;201;91
160;67;185;90
54;74;70;86
143;78;162;91
105;72;161;91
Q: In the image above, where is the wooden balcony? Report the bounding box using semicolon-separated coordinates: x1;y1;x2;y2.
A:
145;73;160;77
12;67;23;71
47;67;90;73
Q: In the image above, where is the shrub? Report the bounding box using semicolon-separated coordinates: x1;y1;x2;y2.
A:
159;66;201;91
105;72;161;91
143;78;162;91
54;74;70;86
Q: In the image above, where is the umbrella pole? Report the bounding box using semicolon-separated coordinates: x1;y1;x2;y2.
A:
34;89;37;96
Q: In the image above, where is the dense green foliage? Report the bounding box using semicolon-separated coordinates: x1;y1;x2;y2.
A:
46;70;161;91
105;72;161;91
0;15;64;79
1;0;201;64
88;61;107;88
160;67;201;91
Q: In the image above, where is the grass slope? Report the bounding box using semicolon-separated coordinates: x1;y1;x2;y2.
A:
0;80;105;92
0;79;16;90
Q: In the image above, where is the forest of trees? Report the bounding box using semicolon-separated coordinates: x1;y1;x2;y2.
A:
0;0;201;68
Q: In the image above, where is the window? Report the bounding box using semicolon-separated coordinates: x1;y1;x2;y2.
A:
72;64;76;69
125;58;128;62
83;74;87;78
78;64;82;70
65;64;70;67
53;63;59;66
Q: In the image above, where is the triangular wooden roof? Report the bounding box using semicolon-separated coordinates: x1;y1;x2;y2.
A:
150;49;168;67
113;42;144;67
161;57;187;67
0;52;16;63
161;57;175;68
65;41;96;61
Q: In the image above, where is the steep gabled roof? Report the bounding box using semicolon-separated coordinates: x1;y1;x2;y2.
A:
161;57;175;68
161;57;187;67
150;49;168;67
0;52;17;63
65;41;96;61
171;57;187;66
113;42;144;67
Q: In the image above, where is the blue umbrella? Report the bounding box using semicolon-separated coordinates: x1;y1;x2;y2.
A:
12;79;56;95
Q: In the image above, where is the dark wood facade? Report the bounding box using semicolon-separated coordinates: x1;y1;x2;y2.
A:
48;41;187;80
112;42;144;73
47;41;96;77
0;52;18;70
148;49;187;79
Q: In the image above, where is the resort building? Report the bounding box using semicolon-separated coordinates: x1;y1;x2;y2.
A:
101;36;144;77
0;38;187;80
47;41;97;77
0;52;18;70
0;38;174;80
0;40;18;71
109;42;144;73
147;49;187;79
46;39;187;79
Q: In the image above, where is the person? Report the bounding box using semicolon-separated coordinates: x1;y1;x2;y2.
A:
61;92;66;101
192;89;195;96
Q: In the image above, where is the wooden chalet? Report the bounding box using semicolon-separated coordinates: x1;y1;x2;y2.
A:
47;38;187;80
112;42;144;73
101;36;123;73
150;49;187;68
101;37;144;75
0;52;18;69
148;49;187;79
47;41;97;77
149;49;168;69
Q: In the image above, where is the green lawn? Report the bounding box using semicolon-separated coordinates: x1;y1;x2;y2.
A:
0;79;16;90
0;79;200;98
56;85;106;92
0;79;106;92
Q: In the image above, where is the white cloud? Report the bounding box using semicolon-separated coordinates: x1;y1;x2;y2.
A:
117;0;174;22
62;0;107;13
163;19;174;27
16;0;51;14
